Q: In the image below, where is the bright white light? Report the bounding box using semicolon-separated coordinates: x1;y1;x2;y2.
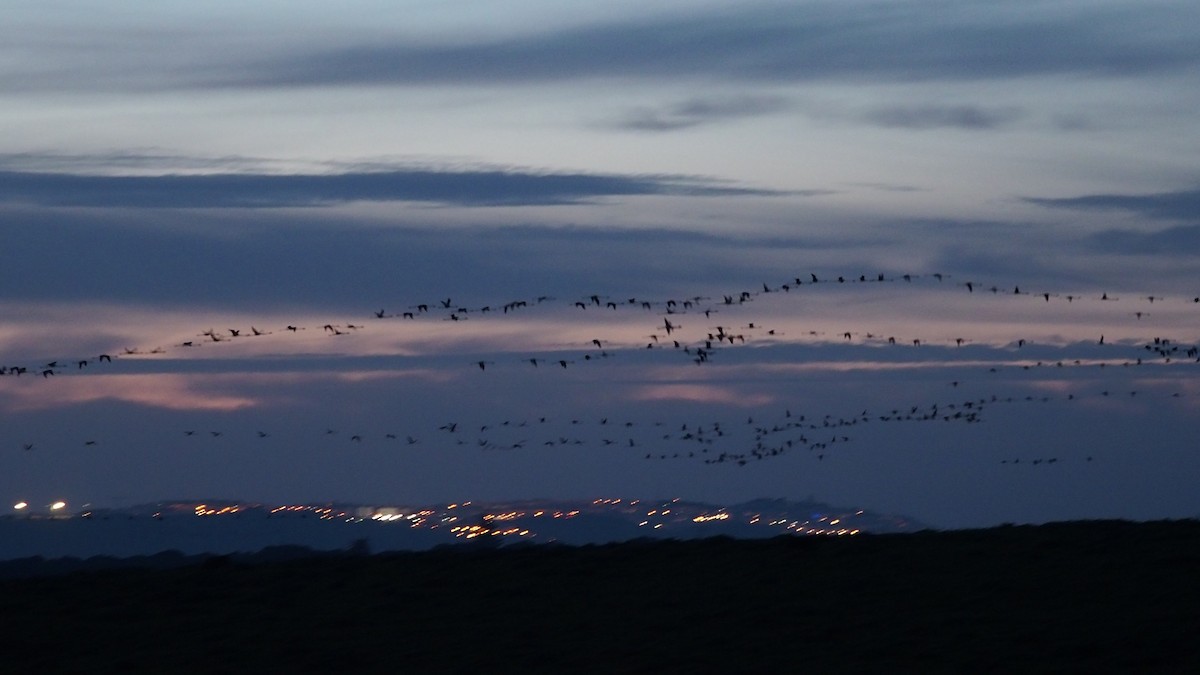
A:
50;501;67;511
13;502;27;510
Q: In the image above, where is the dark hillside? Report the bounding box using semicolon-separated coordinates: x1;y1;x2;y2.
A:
2;520;1197;673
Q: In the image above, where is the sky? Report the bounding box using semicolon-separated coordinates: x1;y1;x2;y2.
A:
2;0;1199;530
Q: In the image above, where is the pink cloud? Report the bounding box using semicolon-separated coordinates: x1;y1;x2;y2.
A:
0;374;259;413
631;384;773;407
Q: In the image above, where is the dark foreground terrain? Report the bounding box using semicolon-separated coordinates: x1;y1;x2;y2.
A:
2;520;1197;673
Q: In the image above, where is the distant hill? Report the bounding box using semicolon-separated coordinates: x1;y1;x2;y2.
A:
0;519;1196;672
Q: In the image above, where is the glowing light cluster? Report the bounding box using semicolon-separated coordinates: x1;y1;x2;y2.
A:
371;513;407;522
15;498;877;540
449;524;533;539
194;504;243;516
487;511;525;522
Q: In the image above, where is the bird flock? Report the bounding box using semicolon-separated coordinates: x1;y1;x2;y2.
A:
3;270;1199;377
4;270;1198;472
10;383;1190;470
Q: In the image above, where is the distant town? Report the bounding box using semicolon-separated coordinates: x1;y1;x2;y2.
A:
4;496;924;562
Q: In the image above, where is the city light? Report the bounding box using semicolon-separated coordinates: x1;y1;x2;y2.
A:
11;497;876;539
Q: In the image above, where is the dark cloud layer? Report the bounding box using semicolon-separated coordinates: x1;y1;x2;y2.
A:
614;95;792;132
1087;224;1200;255
0;169;777;209
0;216;857;310
862;104;1023;130
1024;187;1200;220
5;208;1180;313
213;3;1199;90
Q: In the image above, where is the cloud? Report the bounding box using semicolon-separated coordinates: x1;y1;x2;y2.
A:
847;182;924;193
612;95;792;132
0;151;279;175
208;2;1200;90
0;374;260;413
861;104;1024;130
9;2;1196;94
1086;224;1200;255
1024;187;1200;220
631;384;773;407
0;168;780;209
0;215;861;310
1050;113;1097;132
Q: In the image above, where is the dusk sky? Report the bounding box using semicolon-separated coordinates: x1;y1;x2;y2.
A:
2;1;1198;529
